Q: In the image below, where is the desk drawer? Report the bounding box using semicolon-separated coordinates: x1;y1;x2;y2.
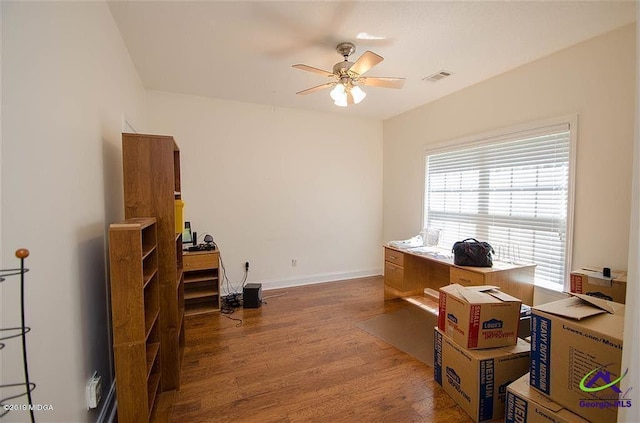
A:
184;251;219;271
384;261;405;290
450;267;484;286
384;249;404;267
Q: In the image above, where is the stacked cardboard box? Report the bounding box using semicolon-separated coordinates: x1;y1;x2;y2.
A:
434;327;530;422
570;269;627;304
505;374;589;423
434;284;529;422
438;284;522;349
529;294;627;423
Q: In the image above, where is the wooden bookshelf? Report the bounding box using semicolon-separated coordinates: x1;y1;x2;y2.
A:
122;133;184;393
109;217;160;422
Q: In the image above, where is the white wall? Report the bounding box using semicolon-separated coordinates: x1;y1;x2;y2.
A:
2;2;146;422
619;15;639;423
384;24;636;289
147;91;383;290
0;0;3;390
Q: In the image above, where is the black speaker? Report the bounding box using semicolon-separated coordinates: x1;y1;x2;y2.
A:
243;283;262;308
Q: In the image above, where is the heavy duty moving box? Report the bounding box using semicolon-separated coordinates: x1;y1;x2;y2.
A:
530;294;627;423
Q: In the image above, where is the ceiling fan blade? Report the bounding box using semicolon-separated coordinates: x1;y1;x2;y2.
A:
254;2;355;58
292;64;335;78
359;77;406;89
296;82;335;95
348;51;383;76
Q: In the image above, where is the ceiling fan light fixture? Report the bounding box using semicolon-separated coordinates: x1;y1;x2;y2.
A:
333;94;348;107
330;83;346;101
330;83;366;107
350;85;367;104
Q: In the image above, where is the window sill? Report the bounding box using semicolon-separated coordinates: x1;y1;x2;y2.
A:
533;282;570;306
534;279;564;292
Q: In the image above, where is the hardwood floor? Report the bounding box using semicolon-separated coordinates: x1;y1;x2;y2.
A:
170;276;473;422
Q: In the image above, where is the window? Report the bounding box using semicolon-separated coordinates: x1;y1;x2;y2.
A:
424;119;575;290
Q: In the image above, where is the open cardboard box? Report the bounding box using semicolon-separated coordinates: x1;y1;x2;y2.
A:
438;284;522;349
530;294;626;423
569;269;627;304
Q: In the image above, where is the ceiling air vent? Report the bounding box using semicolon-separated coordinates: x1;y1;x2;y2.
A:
423;70;453;82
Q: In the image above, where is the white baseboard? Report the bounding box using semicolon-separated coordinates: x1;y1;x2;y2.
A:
226;268;568;306
248;268;383;291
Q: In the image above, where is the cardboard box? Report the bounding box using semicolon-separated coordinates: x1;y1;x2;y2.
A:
434;327;530;422
505;374;589;423
570;269;627;304
438;284;522;349
529;294;627;423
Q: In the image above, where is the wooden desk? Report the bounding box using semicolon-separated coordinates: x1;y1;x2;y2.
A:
183;250;220;315
384;245;535;305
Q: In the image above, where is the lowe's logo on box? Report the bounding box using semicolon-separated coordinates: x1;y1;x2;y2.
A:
482;318;503;330
446;366;472;404
447;313;458;324
446;367;461;384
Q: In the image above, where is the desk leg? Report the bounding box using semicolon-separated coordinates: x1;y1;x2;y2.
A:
384;284;403;300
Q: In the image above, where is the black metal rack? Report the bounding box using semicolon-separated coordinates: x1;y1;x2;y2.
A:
0;249;35;423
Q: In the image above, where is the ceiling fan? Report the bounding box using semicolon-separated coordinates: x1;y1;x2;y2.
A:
292;42;405;107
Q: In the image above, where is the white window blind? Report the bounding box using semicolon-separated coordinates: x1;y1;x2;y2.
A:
424;123;573;288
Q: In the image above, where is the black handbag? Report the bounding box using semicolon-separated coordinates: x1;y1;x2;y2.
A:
452;238;494;267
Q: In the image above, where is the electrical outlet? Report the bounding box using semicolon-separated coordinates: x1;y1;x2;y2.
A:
245;261;250;271
86;372;102;410
291;259;297;267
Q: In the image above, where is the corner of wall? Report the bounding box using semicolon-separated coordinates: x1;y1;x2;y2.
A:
618;13;639;423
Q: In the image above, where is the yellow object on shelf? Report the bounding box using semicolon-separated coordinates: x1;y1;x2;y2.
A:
175;199;184;234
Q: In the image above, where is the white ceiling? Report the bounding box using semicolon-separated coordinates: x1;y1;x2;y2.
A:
108;1;636;120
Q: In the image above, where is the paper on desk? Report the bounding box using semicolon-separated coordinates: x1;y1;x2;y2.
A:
407;246;452;259
388;235;423;249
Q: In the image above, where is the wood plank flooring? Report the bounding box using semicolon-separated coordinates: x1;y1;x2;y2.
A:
170;276;473;422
